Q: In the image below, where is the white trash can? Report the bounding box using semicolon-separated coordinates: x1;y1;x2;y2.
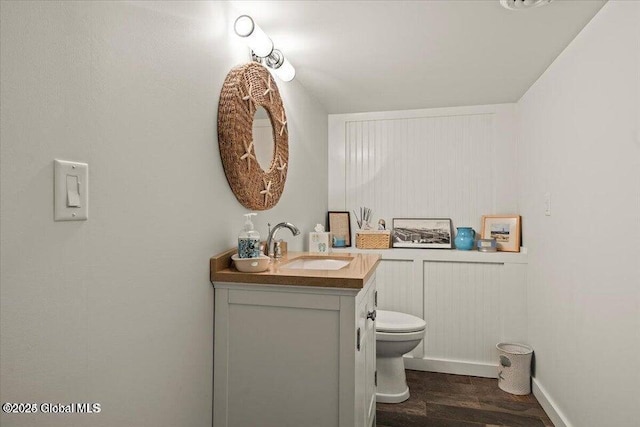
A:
496;342;533;395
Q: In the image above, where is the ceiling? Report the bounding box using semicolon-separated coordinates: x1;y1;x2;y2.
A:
230;0;606;114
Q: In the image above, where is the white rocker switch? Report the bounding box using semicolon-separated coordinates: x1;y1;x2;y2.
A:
54;159;88;221
66;175;81;207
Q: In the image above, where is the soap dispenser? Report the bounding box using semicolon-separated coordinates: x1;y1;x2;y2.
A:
238;213;261;258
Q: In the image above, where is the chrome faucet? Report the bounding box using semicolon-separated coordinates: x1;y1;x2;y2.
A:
265;222;300;258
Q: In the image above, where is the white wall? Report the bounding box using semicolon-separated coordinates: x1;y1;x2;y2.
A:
0;2;327;426
517;1;640;426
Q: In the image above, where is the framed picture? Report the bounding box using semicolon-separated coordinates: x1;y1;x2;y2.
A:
392;218;453;249
327;211;352;247
481;215;521;252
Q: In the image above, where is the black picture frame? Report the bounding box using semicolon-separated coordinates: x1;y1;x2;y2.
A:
327;211;352;248
391;218;453;249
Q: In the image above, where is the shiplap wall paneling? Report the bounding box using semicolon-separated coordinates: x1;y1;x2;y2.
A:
333;248;528;377
423;261;503;365
329;105;523;378
374;259;423;357
330;104;518;232
499;263;528;344
345;115;495;231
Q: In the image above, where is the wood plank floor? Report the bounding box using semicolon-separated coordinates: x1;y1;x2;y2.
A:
376;370;554;427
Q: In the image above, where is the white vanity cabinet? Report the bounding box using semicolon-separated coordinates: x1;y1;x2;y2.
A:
213;274;377;427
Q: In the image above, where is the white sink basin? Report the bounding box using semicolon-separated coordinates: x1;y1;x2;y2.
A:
282;257;352;271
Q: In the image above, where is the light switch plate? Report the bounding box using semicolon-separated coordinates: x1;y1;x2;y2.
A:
54;159;88;221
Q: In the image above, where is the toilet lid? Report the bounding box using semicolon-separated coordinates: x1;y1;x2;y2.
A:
376;310;426;333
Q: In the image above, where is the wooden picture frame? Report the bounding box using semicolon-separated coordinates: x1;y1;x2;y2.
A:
391;218;453;249
480;215;521;252
327;211;352;247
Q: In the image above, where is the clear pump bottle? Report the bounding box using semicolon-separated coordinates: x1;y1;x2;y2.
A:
238;213;261;258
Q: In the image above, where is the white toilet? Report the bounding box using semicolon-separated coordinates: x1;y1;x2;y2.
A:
375;310;426;403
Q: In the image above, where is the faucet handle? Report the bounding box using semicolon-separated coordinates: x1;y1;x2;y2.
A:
274;239;287;258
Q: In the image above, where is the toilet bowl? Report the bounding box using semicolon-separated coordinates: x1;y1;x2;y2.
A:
376;310;426;403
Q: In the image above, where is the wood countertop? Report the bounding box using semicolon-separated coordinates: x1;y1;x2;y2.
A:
210;250;381;289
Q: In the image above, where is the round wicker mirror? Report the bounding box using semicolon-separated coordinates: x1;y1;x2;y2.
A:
218;63;289;210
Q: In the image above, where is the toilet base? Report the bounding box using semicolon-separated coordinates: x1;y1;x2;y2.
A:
376;355;411;403
376;388;410;404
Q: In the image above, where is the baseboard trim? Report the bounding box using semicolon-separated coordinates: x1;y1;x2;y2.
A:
532;378;571;427
403;356;497;378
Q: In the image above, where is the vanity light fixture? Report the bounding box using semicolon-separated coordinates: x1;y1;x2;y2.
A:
233;15;273;57
234;15;296;82
264;49;296;82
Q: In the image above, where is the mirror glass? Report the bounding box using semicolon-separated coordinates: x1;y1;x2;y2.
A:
252;107;275;171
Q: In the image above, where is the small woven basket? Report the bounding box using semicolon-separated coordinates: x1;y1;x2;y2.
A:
355;231;391;249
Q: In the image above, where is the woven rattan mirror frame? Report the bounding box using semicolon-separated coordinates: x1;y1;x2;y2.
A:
218;63;288;210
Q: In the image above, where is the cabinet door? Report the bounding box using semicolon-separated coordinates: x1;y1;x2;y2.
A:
355;280;377;427
364;285;377;427
215;288;343;427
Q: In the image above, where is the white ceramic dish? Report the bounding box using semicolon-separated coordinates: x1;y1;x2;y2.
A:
231;254;271;273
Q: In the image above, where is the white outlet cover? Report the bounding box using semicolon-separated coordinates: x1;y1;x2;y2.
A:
54;159;88;221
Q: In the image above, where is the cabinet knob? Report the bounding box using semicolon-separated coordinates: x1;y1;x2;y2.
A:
367;309;376;321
